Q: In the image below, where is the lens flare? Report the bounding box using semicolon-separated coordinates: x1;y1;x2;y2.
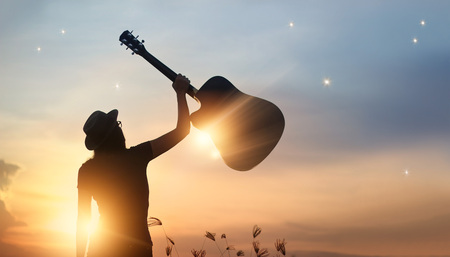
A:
190;76;285;171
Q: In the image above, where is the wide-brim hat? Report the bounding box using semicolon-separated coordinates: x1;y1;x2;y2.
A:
83;109;119;150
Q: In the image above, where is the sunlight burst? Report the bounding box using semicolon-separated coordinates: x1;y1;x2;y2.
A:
88;218;99;235
420;20;426;26
37;46;41;52
289;21;294;28
196;131;213;147
412;37;418;44
61;29;66;35
193;130;221;160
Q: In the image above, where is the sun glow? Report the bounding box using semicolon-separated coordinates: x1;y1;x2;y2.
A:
195;130;213;147
45;210;77;235
88;201;100;235
87;217;99;235
192;129;222;160
210;149;221;159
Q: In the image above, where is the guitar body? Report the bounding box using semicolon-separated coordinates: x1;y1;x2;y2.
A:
191;76;285;171
120;30;285;171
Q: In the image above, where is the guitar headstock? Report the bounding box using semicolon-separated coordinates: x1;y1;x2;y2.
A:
119;30;146;55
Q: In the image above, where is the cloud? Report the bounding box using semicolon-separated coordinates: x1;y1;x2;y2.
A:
283;213;450;256
274;35;450;165
0;159;25;236
290;250;383;257
0;200;25;237
0;159;19;191
0;241;27;257
350;51;450;143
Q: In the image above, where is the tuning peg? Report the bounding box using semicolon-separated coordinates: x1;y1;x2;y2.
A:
131;52;135;55
142;40;145;43
120;42;124;46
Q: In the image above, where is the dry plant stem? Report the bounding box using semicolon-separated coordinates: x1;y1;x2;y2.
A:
148;217;180;257
214;241;223;257
205;231;224;256
162;226;180;257
250;225;261;257
223;237;231;257
274;238;286;256
201;237;207;251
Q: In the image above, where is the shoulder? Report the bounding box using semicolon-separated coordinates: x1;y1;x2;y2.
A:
79;158;94;173
128;141;154;162
78;159;95;188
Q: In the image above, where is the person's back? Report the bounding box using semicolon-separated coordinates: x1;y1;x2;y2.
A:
77;74;191;257
79;142;153;257
80;143;152;232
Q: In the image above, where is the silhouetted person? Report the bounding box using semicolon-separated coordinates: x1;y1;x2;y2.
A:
76;74;191;257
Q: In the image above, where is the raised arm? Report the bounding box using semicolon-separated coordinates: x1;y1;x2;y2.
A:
150;74;191;158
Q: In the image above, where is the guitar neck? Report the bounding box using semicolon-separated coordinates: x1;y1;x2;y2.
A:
138;49;198;100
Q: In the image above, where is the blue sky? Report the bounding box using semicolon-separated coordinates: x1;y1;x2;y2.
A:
1;1;450;257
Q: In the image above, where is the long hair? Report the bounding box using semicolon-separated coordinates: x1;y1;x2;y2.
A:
94;125;126;156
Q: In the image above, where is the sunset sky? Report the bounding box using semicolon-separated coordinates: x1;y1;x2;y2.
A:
1;1;450;257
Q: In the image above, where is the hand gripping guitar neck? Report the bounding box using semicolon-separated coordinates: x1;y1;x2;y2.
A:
120;30;285;171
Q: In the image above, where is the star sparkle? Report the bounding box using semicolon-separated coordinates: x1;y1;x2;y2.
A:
289;21;294;28
322;78;331;87
412;37;418;44
403;169;410;177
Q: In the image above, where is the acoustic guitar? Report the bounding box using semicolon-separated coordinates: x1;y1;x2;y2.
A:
119;30;285;171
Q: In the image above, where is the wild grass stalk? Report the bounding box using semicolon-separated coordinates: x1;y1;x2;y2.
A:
274;238;287;256
221;234;233;257
250;225;263;257
205;231;225;256
148;219;286;257
147;217;180;257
